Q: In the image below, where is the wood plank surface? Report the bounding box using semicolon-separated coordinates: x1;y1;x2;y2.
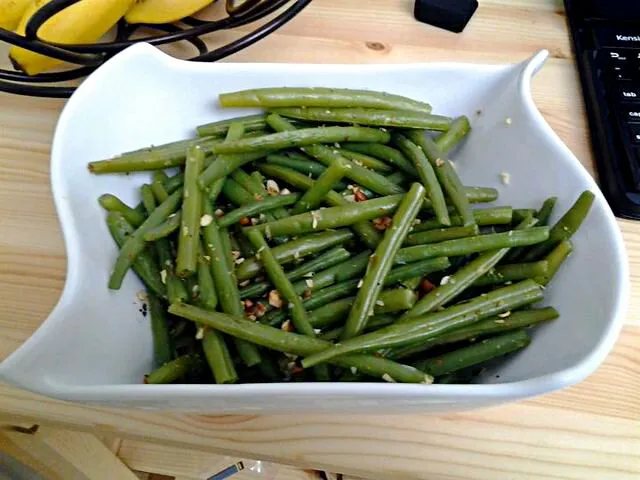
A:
0;0;638;479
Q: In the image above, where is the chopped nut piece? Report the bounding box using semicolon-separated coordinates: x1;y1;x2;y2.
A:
214;208;224;218
239;217;251;226
372;216;392;231
281;319;294;332
280;188;291;196
200;214;213;227
266;179;280;195
499;172;511;185
382;373;396;383
268;290;283;308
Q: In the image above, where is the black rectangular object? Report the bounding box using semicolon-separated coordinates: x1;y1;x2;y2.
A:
565;0;640;218
414;0;478;34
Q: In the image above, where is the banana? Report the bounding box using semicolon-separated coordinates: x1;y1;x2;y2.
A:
0;0;32;30
125;0;214;25
10;0;136;75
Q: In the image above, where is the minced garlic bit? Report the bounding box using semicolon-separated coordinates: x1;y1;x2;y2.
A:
422;374;435;385
268;290;283;308
281;319;293;332
266;179;280;195
375;299;385;307
350;367;358;375
382;373;396;383
313;328;322;334
499;172;511;185
505;117;513;125
200;214;213;227
235;257;245;265
250;217;259;226
239;279;251;287
136;290;148;302
435;158;445;167
214;208;224;218
305;278;314;288
160;269;167;285
231;250;241;261
280;188;291;196
494;319;506;324
357;279;364;289
498;311;512;318
303;272;314;278
440;275;451;285
195;326;204;340
192;284;200;294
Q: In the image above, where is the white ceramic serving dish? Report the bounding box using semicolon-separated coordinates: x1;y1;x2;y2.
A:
0;44;628;412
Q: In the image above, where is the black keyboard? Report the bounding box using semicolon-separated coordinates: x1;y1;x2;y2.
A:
565;1;640;218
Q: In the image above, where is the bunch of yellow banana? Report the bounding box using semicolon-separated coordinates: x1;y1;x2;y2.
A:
0;0;215;75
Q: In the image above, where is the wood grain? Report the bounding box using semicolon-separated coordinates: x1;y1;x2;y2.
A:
0;0;638;479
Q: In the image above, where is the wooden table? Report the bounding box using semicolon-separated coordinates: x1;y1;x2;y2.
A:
0;1;639;479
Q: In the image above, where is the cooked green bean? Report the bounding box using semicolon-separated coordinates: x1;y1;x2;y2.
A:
199;151;268;188
151;171;169;203
230;168;284;221
108;189;182;290
99;194;146;227
342;183;425;339
221;177;255;206
292;163;347;214
239;246;351;299
300;280;543;368
169;303;432;384
534;239;573;286
336;148;393;172
206;125;390;155
291;250;372;296
140;184;157;214
236;229;354;281
201;198;261;367
319;314;397;342
341;142;418;176
310;288;417;329
393;133;450;226
143;212;181;241
537;196;558;226
176;145;205;278
413;330;531;376
147;291;172;367
473;260;549;287
245;229;316;337
145;354;202;384
202;329;239;384
219;87;433;113
266;153;339;180
197;245;218;311
413;207;512;232
89;137;218;173
265;114;404;196
218;194;300;227
512;209;537;223
433;116;470;154
257;163;382;247
196;113;267;137
254;194;403;238
164;172;184;193
405;224;479;246
394;227;549;265
404;130;474;226
271;107;451;130
391;307;559;360
522;191;594;261
464;187;499;203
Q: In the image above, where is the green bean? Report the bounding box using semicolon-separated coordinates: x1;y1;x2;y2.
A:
176;145;205;278
464;187;499;203
537;196;558;226
413;330;531;376
292;163;347;214
88;137;218;173
300;280;543;368
266;114;403;196
140;184;157;214
219;87;433;113
201;198;260;367
202;329;239;384
512;209;537;223
218;194;300;227
236;229;353;281
144;354;202;384
534;240;573;286
342;183;426;339
413;207;512;232
336;148;394;172
206;177;226;202
265;153;334;178
245;229;316;336
164;172;184;193
291;250;372;295
394;227;549;265
206;125;390;155
108;189;182;290
310;288;417;329
271;106;451;130
196;114;267;137
169;303;432;384
99;194;146;227
151;171;169;203
404;130;474;226
230;169;280;222
197;245;218;310
254;194;403;238
239;247;351;299
390;307;558;360
433;116;470;154
392;134;450;226
143;212;181;241
405;224;479;246
341;142;417;176
319;314;397;342
221;177;255;206
257;163;382;247
473;260;549;287
198;151;268;188
522;191;594;261
147;291;172;366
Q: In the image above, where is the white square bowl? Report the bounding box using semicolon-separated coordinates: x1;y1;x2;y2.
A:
0;44;628;413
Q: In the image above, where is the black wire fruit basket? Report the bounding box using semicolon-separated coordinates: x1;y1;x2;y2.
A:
0;0;312;98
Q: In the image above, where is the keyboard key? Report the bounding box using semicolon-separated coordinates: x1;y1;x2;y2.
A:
619;83;640;101
621;107;640;122
630;124;640;143
594;25;640;48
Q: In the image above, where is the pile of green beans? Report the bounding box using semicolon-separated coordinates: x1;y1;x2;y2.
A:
89;87;594;385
